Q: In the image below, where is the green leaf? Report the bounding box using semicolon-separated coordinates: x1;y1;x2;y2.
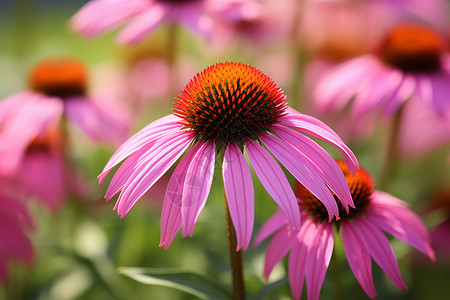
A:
118;267;232;300
252;277;289;300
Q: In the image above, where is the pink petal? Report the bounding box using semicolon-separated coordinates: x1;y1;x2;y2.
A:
117;3;167;44
171;3;212;36
260;133;338;220
223;142;254;250
305;222;334;300
245;139;301;230
288;218;316;300
21;151;67;211
426;73;450;115
71;0;148;38
115;131;195;217
342;220;377;299
384;73;415;116
181;140;215;237
273;124;354;210
353;216;407;290
254;210;288;247
314;56;379;112
280;108;359;174
65;97;130;145
98;114;181;185
366;191;435;261
264;225;294;278
160;141;206;249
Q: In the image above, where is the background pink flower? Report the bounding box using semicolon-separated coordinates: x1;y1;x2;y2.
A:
0;191;34;283
71;0;213;44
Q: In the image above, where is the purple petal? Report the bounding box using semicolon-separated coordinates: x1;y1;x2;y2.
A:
280;108;359;174
254;210;288;247
342;220;377;299
71;0;148;38
245;139;301;230
117;3;167;44
384;74;415;116
223;142;254;250
273;124;354;210
98;114;181;185
260;133;338;220
264;225;294;278
305;222;334;300
160;141;206;249
353;216;407;290
288;218;316;300
171;3;212;36
366;191;435;261
115;130;195;217
181;140;215;238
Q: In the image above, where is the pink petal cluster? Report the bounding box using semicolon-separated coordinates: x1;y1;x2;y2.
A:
0;191;34;282
256;190;435;300
71;0;214;44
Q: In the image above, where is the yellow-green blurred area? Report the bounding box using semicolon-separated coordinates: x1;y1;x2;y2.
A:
0;1;449;300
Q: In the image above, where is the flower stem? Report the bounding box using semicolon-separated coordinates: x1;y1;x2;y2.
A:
223;189;246;300
379;105;405;190
331;232;344;300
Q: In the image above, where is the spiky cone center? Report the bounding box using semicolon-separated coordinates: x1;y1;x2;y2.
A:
29;58;87;98
377;23;445;73
173;62;287;144
296;160;375;223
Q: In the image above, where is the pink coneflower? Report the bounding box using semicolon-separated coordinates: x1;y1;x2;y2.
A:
0;58;131;176
71;0;213;44
314;23;450;152
255;161;435;300
316;23;450;118
99;62;359;250
0;191;34;282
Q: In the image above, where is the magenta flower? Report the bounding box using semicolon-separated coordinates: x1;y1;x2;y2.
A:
0;190;34;282
71;0;213;44
255;161;435;300
0;58;131;176
314;23;450;151
99;62;359;250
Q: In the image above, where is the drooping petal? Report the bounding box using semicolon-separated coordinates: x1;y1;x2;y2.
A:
98;114;182;185
272;124;354;210
223;142;254;250
71;0;148;38
171;3;212;36
353;216;407;290
305;222;334;300
115;130;195;217
254;210;288;247
260;133;338;220
264;225;295;278
181;140;215;237
245;139;301;230
342;220;377;299
21;151;67;211
288;218;316;300
366;191;435;261
117;3;167;44
384;73;416;116
160;141;206;249
64;97;131;145
280;108;359;174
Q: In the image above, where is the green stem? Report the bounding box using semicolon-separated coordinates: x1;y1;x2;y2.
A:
332;231;344;300
379;104;405;190
223;189;246;300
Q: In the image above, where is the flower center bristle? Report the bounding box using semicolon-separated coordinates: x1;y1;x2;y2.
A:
173;62;287;143
377;23;444;73
296;160;374;222
29;58;87;98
